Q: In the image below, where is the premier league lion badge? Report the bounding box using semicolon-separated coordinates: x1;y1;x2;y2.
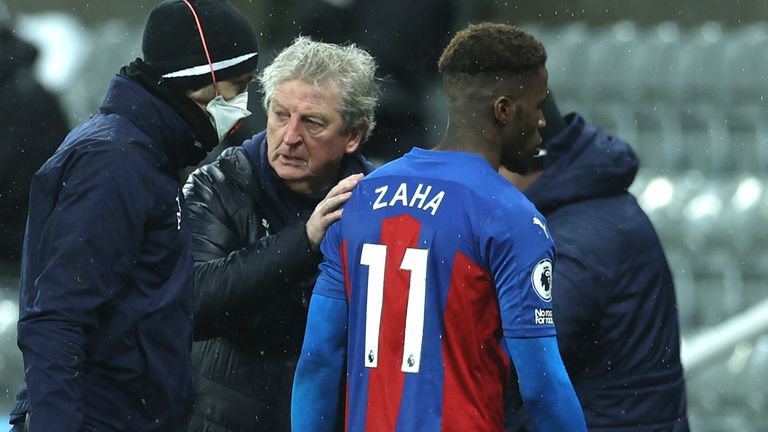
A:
531;259;553;302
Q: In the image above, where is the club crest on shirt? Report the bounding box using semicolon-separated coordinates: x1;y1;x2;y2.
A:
531;258;553;302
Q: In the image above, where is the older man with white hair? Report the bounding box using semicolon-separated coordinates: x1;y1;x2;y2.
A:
183;36;380;431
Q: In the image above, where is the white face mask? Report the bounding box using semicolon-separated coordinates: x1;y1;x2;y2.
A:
206;91;252;143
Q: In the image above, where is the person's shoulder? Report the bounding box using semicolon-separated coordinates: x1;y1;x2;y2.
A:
191;146;252;188
471;171;538;219
43;119;147;171
476;177;551;242
546;195;667;274
219;145;250;169
184;146;257;212
489;196;547;234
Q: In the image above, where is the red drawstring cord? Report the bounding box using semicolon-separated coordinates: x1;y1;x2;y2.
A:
180;0;219;96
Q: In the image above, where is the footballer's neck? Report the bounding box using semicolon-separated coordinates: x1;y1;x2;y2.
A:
436;122;500;170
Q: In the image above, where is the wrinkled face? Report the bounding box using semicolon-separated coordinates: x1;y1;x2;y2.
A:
499;67;549;174
266;79;362;194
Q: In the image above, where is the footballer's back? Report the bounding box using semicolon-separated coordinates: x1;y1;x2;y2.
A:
318;147;555;431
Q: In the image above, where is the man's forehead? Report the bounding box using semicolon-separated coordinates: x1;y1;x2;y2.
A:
273;80;340;107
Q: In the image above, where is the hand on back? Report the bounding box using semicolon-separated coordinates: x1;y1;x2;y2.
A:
306;173;364;249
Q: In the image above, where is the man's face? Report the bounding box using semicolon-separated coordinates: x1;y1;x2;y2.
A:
186;72;253;109
500;66;549;174
266;79;362;194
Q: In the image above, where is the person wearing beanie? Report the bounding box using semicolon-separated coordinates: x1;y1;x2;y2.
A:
182;36;379;431
502;92;689;431
10;1;259;431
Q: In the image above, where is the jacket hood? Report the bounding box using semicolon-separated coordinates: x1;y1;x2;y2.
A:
525;113;639;214
100;75;197;169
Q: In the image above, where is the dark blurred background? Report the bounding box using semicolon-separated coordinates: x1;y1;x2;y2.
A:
3;1;768;429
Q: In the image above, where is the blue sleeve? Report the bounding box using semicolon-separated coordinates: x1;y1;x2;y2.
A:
506;336;587;432
292;293;348;431
16;149;151;431
312;221;347;300
481;208;556;338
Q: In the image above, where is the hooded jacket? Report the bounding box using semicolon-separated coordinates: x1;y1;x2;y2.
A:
15;75;197;431
183;132;373;432
511;114;689;431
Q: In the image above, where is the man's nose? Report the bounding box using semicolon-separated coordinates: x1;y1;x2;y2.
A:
283;115;302;145
537;110;547;129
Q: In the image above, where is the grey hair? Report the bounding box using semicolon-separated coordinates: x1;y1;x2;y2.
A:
258;36;380;142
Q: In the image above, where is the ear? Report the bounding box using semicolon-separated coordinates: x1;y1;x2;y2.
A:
493;96;514;125
344;124;367;154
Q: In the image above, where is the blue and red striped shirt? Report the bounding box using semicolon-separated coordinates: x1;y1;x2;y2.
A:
314;148;556;431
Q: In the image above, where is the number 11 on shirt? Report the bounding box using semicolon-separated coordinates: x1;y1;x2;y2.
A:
360;243;429;374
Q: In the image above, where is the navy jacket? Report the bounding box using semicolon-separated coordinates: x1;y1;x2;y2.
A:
15;75;195;431
509;114;688;431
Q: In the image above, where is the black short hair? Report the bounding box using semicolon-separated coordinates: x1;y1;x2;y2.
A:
438;23;546;109
438;23;546;77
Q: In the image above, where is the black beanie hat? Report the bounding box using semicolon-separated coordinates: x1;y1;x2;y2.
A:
142;0;258;91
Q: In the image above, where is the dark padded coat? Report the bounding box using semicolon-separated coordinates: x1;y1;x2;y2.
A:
183;132;372;432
